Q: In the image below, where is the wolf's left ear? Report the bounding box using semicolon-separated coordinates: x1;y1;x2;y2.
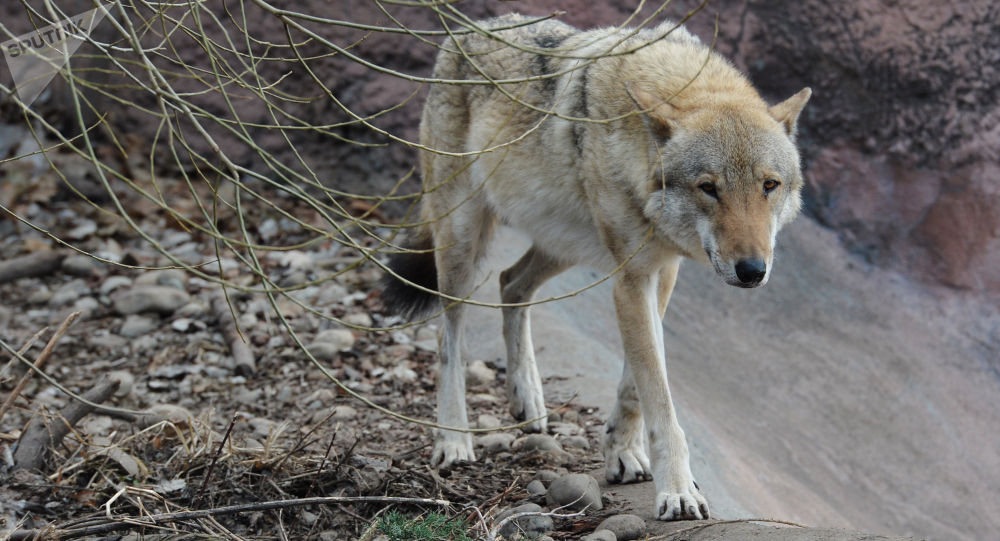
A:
769;87;812;138
625;81;677;141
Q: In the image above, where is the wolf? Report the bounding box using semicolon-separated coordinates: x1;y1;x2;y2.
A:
381;14;811;521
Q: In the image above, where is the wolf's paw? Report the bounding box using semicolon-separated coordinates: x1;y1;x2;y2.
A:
654;482;709;521
430;433;475;469
603;442;652;484
508;379;547;433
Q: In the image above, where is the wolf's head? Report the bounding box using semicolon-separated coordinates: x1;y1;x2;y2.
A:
630;83;811;288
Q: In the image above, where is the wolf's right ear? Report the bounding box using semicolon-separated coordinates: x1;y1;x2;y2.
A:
625;81;677;141
769;87;812;138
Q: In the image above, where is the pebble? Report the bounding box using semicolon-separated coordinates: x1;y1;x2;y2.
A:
515;434;563;453
316;283;349;305
549;422;583;437
477;414;501;430
73;296;100;318
62;254;101;277
100;276;132;296
496;503;554;540
108;370;135;395
120;314;158;338
114;286;191;315
534;470;561;484
307;342;340;362
526;479;547;496
135;269;186;290
413;339;437;352
582;530;617;541
27;285;52;304
50;279;91;306
313;328;356;351
175;301;207;318
595;514;646;541
475;433;516;454
562;436;590;450
466;360;496;386
342;312;373;328
546;473;603;511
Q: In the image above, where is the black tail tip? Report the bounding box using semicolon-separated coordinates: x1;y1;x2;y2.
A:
380;240;439;321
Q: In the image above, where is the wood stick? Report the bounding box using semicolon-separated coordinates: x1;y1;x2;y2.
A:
13;378;120;471
0;312;79;424
0;251;66;284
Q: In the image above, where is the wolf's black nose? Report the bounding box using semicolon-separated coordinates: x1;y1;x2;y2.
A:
735;259;766;285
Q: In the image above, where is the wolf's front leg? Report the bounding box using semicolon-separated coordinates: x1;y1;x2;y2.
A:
603;360;652;483
613;270;708;521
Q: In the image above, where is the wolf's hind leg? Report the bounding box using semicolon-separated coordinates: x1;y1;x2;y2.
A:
499;246;568;432
429;208;493;469
603;361;653;483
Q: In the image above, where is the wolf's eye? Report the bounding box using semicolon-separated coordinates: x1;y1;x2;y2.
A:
763;178;780;193
698;182;718;199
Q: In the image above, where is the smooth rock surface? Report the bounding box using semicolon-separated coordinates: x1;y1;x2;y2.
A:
546;473;602;511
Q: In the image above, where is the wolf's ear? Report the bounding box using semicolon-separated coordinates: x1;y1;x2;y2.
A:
769;87;812;138
625;81;677;141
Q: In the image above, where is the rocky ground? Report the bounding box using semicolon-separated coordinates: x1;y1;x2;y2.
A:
0;154;681;540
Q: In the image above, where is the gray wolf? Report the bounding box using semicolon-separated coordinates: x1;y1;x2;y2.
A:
381;14;810;521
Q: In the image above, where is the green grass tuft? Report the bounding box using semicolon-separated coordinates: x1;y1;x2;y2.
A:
376;510;475;541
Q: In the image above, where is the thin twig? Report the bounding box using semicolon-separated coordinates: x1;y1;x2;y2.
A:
0;312;80;424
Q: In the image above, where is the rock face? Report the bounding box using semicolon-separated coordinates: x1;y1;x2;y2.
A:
2;1;996;292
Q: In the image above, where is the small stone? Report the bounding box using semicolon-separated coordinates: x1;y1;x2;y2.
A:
549;422;583;437
67;219;97;239
496;503;554;539
595;514;646;541
175;301;207;318
331;405;357;421
73;296;100;318
120;314;158;337
100;276;132;296
582;530;617;541
108;371;135;395
114;286;191;315
50;279;90;306
386;364;418;383
466;360;496;386
515;434;562;453
135;269;186;290
546;473;603;511
62;254;101;277
27;285;52;304
313;328;356;351
415;325;437;342
534;470;561;484
413;339;437;352
547;411;562;423
478;414;501;430
307;342;340;362
316;283;349;305
476;433;515;454
342;312;373;328
563;436;590;450
526;479;546;496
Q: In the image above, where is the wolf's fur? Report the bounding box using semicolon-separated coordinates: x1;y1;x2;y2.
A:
382;14;810;521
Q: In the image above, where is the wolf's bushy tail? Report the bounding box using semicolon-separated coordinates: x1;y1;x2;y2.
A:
380;227;439;320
